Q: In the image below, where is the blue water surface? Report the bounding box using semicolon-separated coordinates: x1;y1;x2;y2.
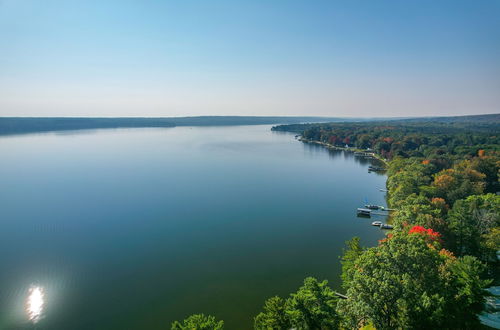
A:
0;125;386;329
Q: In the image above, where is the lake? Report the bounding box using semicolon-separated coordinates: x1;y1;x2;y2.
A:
0;125;386;329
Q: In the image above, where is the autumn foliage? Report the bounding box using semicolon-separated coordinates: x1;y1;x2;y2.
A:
409;225;440;239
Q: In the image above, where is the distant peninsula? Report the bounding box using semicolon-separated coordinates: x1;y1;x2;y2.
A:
0;116;372;136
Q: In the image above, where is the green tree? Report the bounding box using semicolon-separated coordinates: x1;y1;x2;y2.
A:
171;314;224;330
391;194;443;226
386;160;431;206
340;237;364;291
444;256;491;328
286;277;340;329
337;229;489;330
448;193;500;260
483;227;500;253
470;155;500;193
254;296;291;330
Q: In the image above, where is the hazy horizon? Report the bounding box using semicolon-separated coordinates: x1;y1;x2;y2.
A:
1;1;499;118
0;113;498;119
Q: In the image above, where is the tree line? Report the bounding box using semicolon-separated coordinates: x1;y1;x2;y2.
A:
172;119;499;329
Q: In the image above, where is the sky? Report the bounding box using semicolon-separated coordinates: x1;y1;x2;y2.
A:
1;0;499;117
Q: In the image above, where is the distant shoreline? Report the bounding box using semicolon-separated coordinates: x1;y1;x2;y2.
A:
0;116;358;136
1;113;498;136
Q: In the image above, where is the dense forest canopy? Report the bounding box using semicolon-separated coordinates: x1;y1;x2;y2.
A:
273;117;500;160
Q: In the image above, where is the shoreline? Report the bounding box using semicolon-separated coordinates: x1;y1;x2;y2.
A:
298;137;389;166
298;136;392;216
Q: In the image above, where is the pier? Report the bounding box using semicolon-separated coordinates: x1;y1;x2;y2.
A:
354;151;376;157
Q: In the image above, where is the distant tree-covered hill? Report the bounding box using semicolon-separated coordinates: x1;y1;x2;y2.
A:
273;113;500;135
1;114;498;135
0;116;370;135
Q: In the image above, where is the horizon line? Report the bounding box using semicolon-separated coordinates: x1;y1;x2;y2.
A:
1;113;498;119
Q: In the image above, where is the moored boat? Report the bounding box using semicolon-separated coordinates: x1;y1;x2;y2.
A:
357;208;372;217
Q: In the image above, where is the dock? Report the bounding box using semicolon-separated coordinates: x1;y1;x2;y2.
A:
354;151;375;157
365;204;395;212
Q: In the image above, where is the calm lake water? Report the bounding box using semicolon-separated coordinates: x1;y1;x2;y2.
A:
0;125;386;329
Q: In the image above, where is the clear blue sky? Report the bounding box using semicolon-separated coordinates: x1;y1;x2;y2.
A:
1;0;499;117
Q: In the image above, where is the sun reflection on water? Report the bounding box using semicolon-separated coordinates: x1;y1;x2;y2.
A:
26;285;44;323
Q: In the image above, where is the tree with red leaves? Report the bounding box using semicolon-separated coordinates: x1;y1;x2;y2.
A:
408;225;440;239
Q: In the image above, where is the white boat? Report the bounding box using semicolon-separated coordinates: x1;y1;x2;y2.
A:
371;221;382;226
